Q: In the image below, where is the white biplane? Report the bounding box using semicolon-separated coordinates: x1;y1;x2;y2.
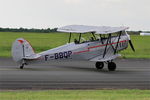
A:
12;25;135;71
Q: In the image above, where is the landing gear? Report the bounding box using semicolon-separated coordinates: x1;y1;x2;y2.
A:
19;59;28;69
20;64;24;69
95;61;117;71
95;62;104;69
108;62;116;71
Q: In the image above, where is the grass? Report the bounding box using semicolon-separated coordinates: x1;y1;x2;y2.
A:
0;90;150;100
121;35;150;58
0;32;150;58
0;32;69;57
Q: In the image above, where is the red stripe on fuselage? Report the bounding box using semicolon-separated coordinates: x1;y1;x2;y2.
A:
73;50;90;54
88;40;128;49
73;40;128;54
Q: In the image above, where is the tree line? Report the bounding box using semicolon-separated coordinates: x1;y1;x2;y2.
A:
0;27;147;35
0;27;58;33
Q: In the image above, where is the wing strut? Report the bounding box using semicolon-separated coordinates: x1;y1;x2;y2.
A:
68;32;72;43
103;34;111;58
109;34;115;51
92;32;96;40
114;31;122;54
78;33;82;43
99;34;104;44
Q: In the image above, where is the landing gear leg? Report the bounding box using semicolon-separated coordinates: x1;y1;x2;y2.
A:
95;62;104;70
108;62;116;71
20;60;26;69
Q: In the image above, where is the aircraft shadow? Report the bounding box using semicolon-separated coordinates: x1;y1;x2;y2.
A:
14;65;131;74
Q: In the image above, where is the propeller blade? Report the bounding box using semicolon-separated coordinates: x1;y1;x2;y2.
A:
129;40;135;52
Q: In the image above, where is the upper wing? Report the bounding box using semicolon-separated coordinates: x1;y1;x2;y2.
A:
90;54;121;62
57;25;96;33
57;25;129;34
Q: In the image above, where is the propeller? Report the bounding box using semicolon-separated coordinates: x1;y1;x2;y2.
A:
129;40;135;52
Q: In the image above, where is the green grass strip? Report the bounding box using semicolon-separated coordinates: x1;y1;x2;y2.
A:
0;90;150;100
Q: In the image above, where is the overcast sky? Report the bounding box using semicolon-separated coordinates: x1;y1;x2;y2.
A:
0;0;150;30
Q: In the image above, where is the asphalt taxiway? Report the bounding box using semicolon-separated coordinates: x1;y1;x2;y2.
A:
0;58;150;90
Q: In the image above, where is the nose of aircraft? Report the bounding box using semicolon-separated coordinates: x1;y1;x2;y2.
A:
126;32;135;52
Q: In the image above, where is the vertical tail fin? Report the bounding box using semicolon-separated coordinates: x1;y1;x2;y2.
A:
11;38;35;64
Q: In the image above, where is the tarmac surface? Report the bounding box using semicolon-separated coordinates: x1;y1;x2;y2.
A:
0;58;150;90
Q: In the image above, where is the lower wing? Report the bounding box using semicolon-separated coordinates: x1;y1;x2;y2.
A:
90;54;121;62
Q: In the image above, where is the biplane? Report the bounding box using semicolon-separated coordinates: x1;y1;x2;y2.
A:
12;25;135;71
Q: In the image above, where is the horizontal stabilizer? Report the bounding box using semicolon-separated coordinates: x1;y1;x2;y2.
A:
23;54;41;60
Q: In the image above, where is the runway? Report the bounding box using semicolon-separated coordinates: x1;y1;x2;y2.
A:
0;58;150;90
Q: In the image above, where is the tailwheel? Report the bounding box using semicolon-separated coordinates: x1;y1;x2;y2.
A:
20;64;25;69
108;62;116;71
95;62;104;69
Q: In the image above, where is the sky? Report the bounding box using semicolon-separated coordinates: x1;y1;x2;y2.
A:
0;0;150;30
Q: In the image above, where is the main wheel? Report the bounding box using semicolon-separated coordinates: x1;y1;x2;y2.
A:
95;62;104;69
108;62;116;71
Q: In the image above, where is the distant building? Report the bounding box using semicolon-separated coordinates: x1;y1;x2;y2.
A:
140;32;150;36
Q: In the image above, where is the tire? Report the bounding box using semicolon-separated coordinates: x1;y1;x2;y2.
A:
20;64;24;69
95;62;104;69
108;62;116;71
